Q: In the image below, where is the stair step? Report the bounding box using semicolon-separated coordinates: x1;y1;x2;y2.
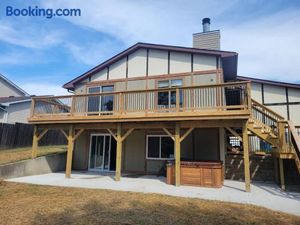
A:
253;125;262;129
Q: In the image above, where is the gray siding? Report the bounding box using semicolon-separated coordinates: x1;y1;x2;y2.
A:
6;101;31;124
0;78;25;97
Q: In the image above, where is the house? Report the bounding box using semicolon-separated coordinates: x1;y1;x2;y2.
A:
0;74;32;124
28;18;300;192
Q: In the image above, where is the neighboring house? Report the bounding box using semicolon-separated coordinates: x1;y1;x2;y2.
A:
0;96;32;124
28;18;300;192
0;73;29;97
0;74;32;124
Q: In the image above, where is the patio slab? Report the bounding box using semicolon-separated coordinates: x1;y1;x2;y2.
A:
6;171;300;216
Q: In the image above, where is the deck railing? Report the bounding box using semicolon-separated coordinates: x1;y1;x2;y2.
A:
30;81;251;120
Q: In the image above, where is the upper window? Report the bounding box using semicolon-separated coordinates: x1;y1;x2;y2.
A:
157;79;183;109
147;135;174;159
87;85;114;112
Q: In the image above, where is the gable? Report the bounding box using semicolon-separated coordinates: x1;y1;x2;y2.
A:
64;43;238;90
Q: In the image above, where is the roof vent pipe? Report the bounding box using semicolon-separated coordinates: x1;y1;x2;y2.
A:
202;18;210;32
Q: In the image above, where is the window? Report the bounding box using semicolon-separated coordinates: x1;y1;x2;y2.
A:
88;85;114;112
147;135;174;159
157;79;183;109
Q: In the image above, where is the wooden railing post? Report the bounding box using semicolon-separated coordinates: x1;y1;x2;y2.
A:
70;96;75;116
278;121;287;153
119;93;123;115
176;88;180;112
30;98;36;118
247;82;252;112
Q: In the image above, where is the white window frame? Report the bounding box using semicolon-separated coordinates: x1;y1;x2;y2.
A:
146;135;174;160
157;79;183;109
87;85;114;112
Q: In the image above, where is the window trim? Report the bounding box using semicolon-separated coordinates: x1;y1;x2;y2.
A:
87;85;114;112
146;135;174;160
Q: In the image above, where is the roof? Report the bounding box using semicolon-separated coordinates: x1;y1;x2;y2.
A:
63;42;238;90
0;73;29;96
0;96;32;105
237;76;300;89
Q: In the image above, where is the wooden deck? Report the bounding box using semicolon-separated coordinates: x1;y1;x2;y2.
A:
29;81;251;124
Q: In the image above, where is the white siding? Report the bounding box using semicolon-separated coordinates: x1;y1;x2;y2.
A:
128;49;147;78
289;105;300;125
288;88;300;102
148;49;168;76
251;82;262;103
193;54;216;71
169;52;191;74
264;85;286;103
193;74;217;85
268;105;287;119
109;57;126;79
91;69;107;81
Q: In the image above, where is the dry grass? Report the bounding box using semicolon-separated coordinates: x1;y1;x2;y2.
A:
0;145;67;165
0;182;299;225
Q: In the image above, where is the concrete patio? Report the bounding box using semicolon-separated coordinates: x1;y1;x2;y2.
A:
6;171;300;216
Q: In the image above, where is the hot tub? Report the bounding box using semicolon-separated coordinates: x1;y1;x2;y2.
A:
166;161;224;188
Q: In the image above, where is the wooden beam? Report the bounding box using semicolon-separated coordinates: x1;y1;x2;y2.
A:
242;121;251;192
175;123;181;186
37;128;48;141
31;125;38;159
60;129;68;140
121;128;134;142
115;123;122;181
279;158;285;190
74;129;84;141
107;129;117;140
162;128;175;141
180;127;194;143
65;125;75;178
225;127;242;142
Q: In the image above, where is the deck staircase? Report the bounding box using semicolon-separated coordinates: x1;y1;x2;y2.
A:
248;99;300;174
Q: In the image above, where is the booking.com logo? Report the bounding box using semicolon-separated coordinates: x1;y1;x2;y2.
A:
6;6;81;19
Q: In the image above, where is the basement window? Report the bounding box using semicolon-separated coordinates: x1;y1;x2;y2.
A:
146;135;174;160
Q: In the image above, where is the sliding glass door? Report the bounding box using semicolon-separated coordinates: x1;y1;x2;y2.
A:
89;134;115;171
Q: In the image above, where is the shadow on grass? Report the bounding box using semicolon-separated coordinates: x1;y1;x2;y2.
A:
33;198;300;225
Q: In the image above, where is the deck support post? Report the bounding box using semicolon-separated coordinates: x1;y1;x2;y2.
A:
31;126;49;159
175;123;181;186
115;123;122;181
65;125;75;178
31;125;39;159
279;158;285;190
242;120;251;192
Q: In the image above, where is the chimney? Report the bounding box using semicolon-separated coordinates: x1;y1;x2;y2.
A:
202;18;210;32
193;18;220;50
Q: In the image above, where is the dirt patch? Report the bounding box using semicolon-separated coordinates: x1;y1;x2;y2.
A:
0;182;299;225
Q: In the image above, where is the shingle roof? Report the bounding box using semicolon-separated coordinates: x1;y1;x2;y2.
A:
0;73;29;96
0;96;32;104
63;42;238;90
237;76;300;89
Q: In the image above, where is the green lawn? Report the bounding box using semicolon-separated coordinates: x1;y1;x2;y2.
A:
0;145;67;165
0;182;299;225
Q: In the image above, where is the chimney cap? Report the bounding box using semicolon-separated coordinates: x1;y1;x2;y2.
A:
202;18;210;25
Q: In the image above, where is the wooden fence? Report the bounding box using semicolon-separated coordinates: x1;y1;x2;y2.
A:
0;123;67;150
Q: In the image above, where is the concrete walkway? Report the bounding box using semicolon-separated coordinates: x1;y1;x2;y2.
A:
7;171;300;216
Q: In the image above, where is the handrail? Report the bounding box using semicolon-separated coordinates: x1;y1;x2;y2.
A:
251;99;285;121
30;82;250;119
32;81;250;99
287;121;300;160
